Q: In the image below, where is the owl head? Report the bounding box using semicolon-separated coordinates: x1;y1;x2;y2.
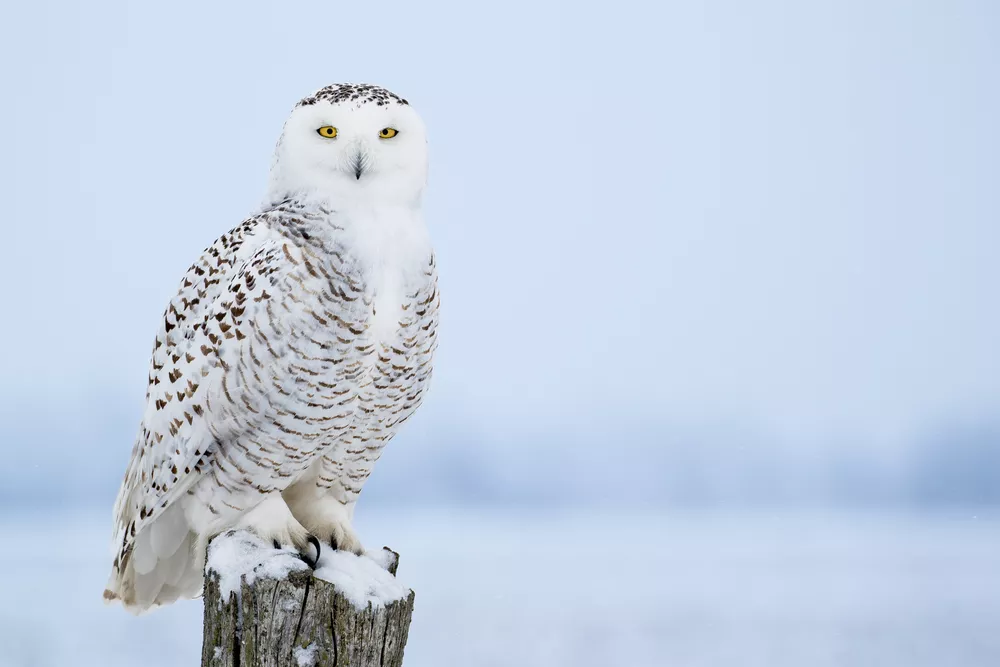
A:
267;84;428;207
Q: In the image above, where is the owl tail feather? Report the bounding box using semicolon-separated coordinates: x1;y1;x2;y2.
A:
103;503;205;614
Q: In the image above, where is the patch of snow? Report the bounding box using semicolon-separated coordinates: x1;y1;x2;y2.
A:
206;530;309;600
212;647;222;661
293;643;318;667
314;550;409;609
365;547;397;572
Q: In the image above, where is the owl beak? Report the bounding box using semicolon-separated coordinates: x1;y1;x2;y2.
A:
352;152;365;180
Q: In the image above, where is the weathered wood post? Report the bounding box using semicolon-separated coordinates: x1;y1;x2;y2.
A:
201;531;416;667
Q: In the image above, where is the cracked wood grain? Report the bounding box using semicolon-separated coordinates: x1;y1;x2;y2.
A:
202;548;415;667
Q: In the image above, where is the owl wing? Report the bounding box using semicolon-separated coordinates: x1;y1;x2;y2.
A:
109;214;284;574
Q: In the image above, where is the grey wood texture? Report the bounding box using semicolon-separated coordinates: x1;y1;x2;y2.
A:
202;544;415;667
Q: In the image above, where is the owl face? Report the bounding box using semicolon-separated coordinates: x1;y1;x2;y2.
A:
268;84;428;207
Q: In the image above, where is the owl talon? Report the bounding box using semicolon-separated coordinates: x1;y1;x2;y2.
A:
299;535;321;569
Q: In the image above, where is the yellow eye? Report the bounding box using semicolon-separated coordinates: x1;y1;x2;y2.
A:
317;126;338;138
379;127;398;139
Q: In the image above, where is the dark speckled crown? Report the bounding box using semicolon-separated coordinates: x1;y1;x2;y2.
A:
297;83;409;108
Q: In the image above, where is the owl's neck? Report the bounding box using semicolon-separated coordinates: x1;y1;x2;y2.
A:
265;190;431;276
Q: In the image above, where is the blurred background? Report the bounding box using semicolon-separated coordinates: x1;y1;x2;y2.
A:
1;0;998;665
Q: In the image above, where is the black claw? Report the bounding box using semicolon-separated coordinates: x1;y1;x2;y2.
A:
296;535;321;569
330;535;339;551
273;539;282;550
307;535;322;568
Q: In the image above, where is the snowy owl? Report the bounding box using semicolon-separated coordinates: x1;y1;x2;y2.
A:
104;83;439;613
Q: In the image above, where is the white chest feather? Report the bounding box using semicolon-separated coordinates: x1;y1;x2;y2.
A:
341;206;431;343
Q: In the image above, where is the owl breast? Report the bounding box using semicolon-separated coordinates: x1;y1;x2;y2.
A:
267;232;439;464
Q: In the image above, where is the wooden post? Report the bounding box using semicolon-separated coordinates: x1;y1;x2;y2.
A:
201;532;416;667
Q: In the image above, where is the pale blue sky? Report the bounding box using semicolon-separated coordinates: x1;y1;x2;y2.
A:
0;0;998;503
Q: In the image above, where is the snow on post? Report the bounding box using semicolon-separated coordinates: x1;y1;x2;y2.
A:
201;530;415;667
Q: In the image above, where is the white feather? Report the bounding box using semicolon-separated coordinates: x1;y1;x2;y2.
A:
131;528;157;576
149;503;188;560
